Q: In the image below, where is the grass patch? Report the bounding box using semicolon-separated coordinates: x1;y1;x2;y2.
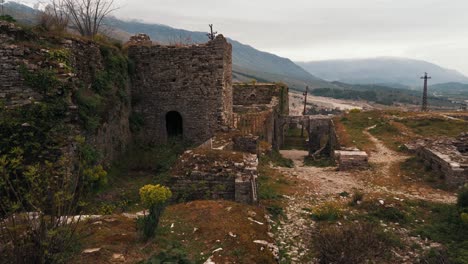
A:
334;110;384;151
304;156;336;167
413;203;468;264
400;157;446;189
261;150;294;168
84;141;185;214
400;118;467;138
353;200;410;224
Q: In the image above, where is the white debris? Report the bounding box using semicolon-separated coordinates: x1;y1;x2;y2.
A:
212;248;223;253
203;256;215;264
229;232;236;238
248;217;264;225
83;248;101;254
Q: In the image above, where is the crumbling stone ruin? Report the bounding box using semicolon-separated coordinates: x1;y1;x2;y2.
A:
170;134;259;204
407;133;468;186
275;115;338;157
232;83;289;145
128;34;233;145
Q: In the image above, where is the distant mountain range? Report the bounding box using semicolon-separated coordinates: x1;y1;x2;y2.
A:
297;57;468;87
3;1;468;97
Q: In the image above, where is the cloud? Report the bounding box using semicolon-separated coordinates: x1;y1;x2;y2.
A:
14;0;468;75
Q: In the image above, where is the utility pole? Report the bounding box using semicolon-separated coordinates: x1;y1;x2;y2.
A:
301;86;309;137
421;72;431;112
207;24;218;41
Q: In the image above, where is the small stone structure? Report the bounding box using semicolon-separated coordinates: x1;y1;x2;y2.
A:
128;34;233;145
406;133;468;186
334;149;369;170
170;136;258;204
232;83;289;145
276;115;338;157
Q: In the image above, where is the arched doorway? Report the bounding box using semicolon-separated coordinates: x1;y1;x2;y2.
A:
166;111;183;139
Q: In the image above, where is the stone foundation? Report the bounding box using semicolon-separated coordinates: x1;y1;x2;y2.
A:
406;134;468;187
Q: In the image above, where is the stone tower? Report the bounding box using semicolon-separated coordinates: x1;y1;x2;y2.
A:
128;34;233;145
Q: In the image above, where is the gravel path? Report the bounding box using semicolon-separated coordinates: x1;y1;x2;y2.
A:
271;131;456;263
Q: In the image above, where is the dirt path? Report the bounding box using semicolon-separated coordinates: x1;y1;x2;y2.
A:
272;131;456;263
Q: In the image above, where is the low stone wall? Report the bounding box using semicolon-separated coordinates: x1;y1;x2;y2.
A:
233;135;259;154
416;147;467;187
334;150;369;170
407;135;467;187
170;146;259;204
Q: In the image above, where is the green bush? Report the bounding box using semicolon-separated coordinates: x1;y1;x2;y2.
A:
137;184;172;240
311;202;342;221
457;187;468;208
0;15;16;22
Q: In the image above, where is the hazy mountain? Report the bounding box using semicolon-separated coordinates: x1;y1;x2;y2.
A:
297;57;468;87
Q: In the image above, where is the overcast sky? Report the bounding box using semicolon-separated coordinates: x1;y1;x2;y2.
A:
111;0;468;75
17;0;468;75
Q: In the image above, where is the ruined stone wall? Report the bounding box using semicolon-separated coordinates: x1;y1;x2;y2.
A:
128;35;233;145
233;83;289;115
170;148;258;204
68;41;131;165
417;147;467;186
0;21;131;165
275;115;338;156
0;22;41;107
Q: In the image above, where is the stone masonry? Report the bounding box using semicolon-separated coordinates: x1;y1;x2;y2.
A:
407;133;468;187
128;34;233;145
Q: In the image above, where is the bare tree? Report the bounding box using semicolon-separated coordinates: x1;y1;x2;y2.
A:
39;0;69;32
62;0;116;37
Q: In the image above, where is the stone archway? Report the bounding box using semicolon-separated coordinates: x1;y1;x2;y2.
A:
166;111;183;138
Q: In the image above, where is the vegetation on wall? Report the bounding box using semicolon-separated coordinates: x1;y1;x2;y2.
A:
76;44;130;132
0;25;132;262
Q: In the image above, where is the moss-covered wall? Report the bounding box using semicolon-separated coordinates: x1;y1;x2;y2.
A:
0;21;131;170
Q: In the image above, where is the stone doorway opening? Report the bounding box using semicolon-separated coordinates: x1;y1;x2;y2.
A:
166;111;183;139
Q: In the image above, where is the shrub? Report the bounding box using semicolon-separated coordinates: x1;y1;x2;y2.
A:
311;202;342;221
137;184;172;240
457;187;468;208
313;223;398;263
267;204;285;220
350;191;364;205
0;14;16;22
